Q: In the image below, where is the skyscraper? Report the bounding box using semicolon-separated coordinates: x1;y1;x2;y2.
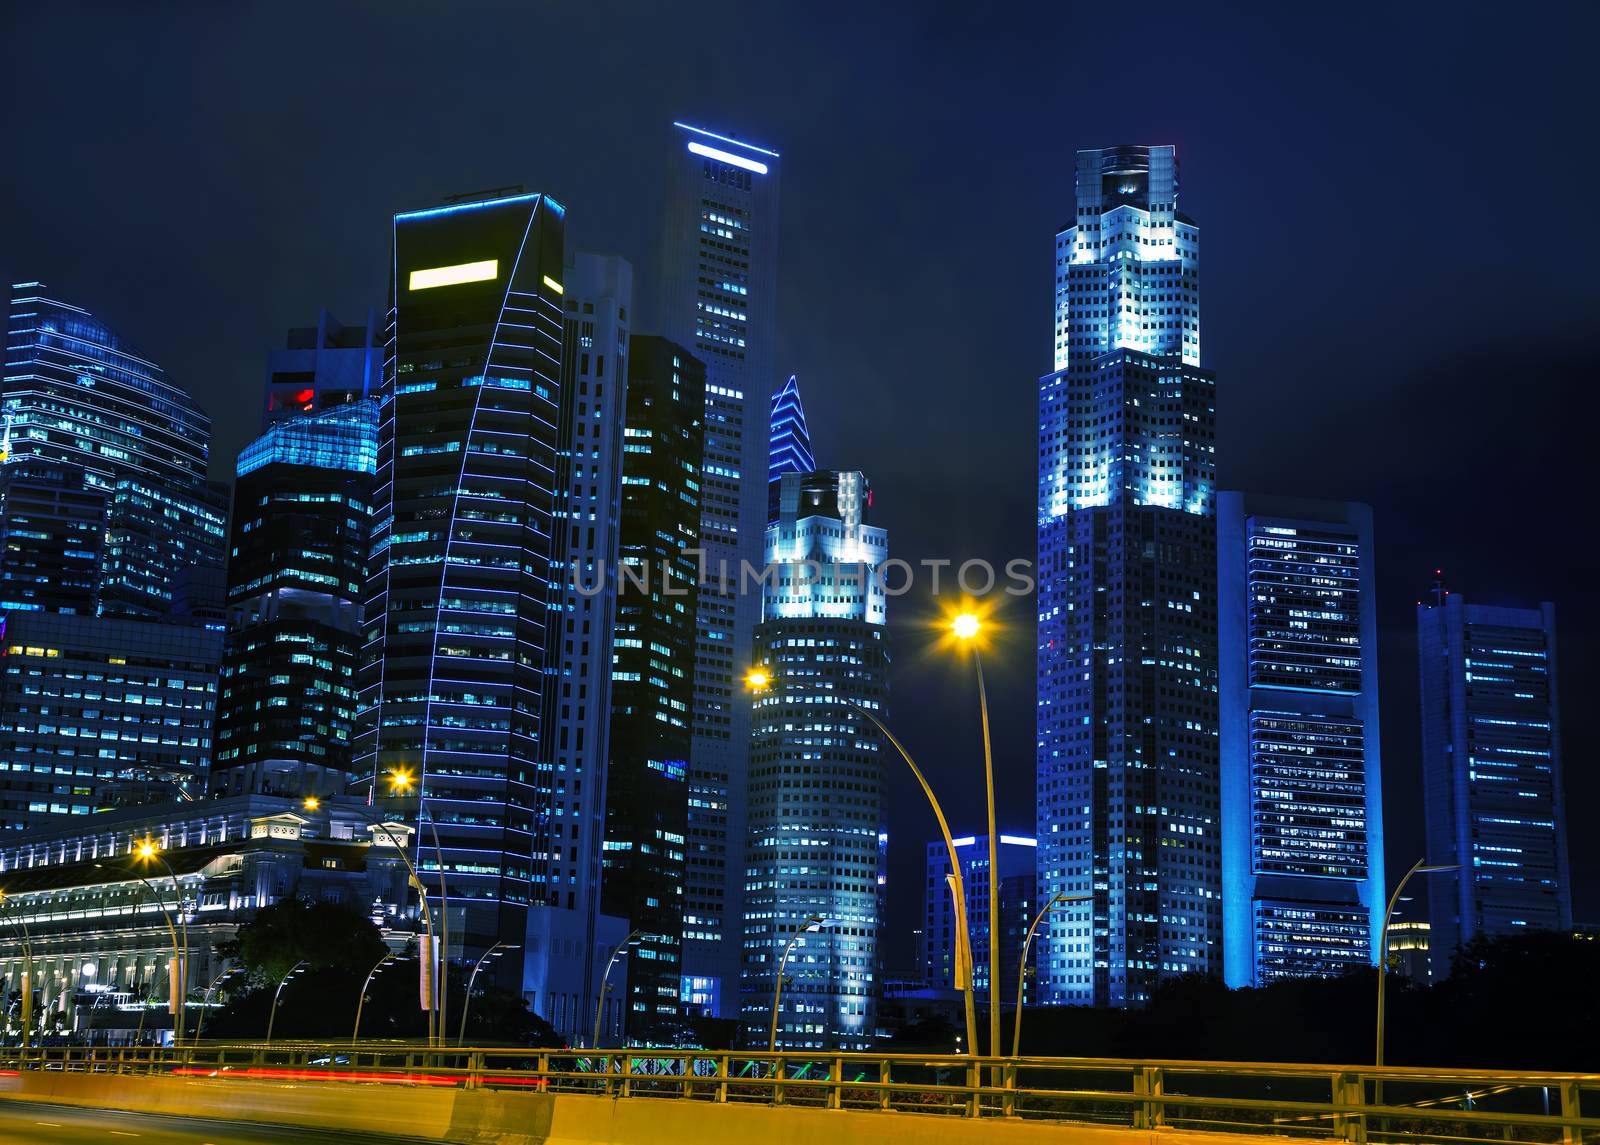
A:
602;334;704;1040
263;309;380;422
765;374;814;520
0;455;107;615
658;122;782;1015
532;252;634;1044
3;283;223;617
924;834;1039;1007
211;401;377;798
1035;145;1219;1007
743;468;888;1050
0;611;221;829
1418;595;1570;979
1217;494;1384;986
354;189;566;965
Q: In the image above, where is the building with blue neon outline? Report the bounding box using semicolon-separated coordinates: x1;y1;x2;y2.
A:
1035;145;1219;1007
354;189;566;982
1217;493;1384;987
1418;595;1571;980
766;374;814;523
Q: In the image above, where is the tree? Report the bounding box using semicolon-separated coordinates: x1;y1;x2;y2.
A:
228;898;387;984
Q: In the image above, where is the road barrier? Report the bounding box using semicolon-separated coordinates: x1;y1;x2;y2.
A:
3;1043;1598;1143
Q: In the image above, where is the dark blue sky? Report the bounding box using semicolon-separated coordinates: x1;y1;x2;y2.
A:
4;1;1597;957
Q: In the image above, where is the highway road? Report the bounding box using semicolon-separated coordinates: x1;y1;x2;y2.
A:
0;1100;432;1144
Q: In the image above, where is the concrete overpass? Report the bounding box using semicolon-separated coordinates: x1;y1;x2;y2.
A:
4;1044;1596;1144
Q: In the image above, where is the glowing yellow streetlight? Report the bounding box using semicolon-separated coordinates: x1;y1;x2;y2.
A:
745;669;770;691
135;840;158;860
952;613;981;640
303;796;321;812
388;769;415;792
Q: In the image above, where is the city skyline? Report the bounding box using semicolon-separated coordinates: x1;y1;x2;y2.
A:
1;5;1595;1011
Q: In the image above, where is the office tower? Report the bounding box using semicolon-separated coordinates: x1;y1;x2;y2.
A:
211;401;377;798
766;374;814;520
743;468;888;1050
1217;494;1385;986
1035;145;1219;1007
263;309;380;422
354;190;566;967
3;283;223;617
924;834;1040;1006
532;253;633;1044
0;612;221;830
601;335;704;1040
1418;595;1571;979
0;455;107;614
659;122;782;1015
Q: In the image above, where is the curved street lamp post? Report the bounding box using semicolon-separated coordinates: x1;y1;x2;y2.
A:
458;941;518;1045
1012;892;1092;1056
1377;859;1458;1074
265;959;309;1045
593;930;646;1051
769;914;827;1052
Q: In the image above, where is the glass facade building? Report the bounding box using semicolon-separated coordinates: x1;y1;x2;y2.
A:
1218;494;1384;986
743;468;887;1050
1035;145;1219;1006
0;456;107;615
601;334;704;1040
212;401;377;798
3;283;223;617
1418;596;1570;979
354;190;566;967
658;122;782;1016
924;834;1039;1006
0;611;222;830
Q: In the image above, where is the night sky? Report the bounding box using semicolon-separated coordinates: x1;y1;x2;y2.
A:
4;2;1597;966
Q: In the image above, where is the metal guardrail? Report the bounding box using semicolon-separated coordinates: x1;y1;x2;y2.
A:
4;1044;1598;1144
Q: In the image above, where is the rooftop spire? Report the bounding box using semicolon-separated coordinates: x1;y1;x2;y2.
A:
768;375;815;483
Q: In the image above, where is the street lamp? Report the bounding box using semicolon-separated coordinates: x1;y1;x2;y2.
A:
458;942;519;1045
593;929;646;1051
94;848;189;1046
845;699;979;1057
192;964;240;1044
1377;858;1458;1073
748;666;978;1057
1012;892;1092;1057
352;951;397;1045
304;769;444;1046
949;609;1000;1061
265;959;309;1045
769;915;827;1053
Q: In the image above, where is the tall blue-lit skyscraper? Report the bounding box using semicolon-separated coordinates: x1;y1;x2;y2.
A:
1035;145;1219;1007
658;121;782;1016
743;468;888;1049
354;190;566;967
766;374;814;521
1217;494;1384;986
1418;595;1571;979
3;283;224;617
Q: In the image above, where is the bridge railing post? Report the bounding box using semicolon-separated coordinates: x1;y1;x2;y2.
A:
826;1055;842;1110
714;1053;729;1104
964;1059;980;1118
1559;1080;1582;1145
1001;1059;1018;1118
1132;1065;1164;1129
878;1059;892;1112
1332;1070;1367;1144
773;1055;786;1107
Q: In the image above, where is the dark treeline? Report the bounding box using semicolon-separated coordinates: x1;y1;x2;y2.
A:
895;932;1600;1071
